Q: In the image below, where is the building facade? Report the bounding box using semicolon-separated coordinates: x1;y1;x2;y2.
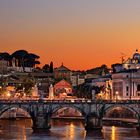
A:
54;79;72;97
112;69;140;100
70;73;85;87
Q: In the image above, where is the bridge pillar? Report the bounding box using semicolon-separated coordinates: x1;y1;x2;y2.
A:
136;124;140;130
32;112;51;131
85;114;102;130
136;117;140;130
36;114;51;130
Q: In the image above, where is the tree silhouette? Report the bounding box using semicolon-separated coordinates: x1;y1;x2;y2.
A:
11;50;40;69
49;61;53;73
75;84;102;99
0;52;12;66
11;50;28;70
42;64;50;73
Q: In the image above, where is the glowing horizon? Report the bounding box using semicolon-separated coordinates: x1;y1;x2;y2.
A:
1;0;140;70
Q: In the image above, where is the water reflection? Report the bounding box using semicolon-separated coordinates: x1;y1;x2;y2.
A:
112;126;116;140
0;119;32;140
51;119;86;140
0;119;140;140
69;123;75;139
86;129;104;139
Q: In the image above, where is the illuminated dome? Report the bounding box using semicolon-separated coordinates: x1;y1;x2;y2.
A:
133;49;140;60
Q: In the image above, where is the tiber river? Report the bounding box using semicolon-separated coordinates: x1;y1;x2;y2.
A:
0;119;140;140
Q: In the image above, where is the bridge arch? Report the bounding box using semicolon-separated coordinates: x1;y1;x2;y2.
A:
103;104;139;120
0;105;33;121
50;105;86;118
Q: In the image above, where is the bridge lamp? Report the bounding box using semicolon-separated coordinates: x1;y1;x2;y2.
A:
71;99;75;103
7;92;11;98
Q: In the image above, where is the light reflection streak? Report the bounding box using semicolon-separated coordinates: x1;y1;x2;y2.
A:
69;123;75;140
111;126;116;140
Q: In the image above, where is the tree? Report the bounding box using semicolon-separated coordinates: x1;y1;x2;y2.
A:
75;83;92;99
15;75;35;96
11;50;28;70
75;84;103;99
22;77;35;95
100;64;109;75
50;61;53;73
42;64;50;73
26;53;40;67
0;52;12;66
11;50;40;69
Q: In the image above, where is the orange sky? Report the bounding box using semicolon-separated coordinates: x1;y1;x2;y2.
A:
0;1;140;70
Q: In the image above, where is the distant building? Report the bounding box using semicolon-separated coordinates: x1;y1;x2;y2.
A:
70;72;85;87
29;72;54;94
111;50;140;100
90;75;112;100
0;59;8;74
85;73;99;79
0;57;34;73
54;79;72;96
123;49;140;69
112;69;140;100
112;63;123;73
8;57;33;72
0;71;54;97
54;63;71;82
91;75;111;87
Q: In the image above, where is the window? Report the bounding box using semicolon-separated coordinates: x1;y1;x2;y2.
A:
126;86;129;92
126;93;129;96
137;85;140;91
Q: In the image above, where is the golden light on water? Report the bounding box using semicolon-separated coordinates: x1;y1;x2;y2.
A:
111;126;116;140
69;123;75;140
65;122;76;140
22;126;27;140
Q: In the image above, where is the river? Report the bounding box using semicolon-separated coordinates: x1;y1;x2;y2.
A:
0;119;140;140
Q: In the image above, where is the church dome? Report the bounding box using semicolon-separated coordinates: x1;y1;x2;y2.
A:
56;63;71;71
133;49;140;60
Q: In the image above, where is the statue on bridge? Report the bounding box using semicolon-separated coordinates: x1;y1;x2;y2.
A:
48;84;54;100
32;84;39;97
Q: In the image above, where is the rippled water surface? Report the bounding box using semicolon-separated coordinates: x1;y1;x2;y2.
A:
0;119;140;140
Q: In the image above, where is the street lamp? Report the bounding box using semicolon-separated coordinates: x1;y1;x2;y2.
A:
115;91;118;101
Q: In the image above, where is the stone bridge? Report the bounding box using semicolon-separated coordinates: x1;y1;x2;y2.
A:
0;99;140;130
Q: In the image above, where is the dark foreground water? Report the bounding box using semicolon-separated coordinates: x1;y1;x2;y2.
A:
0;119;140;140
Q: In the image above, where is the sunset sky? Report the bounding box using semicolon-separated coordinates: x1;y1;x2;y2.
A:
0;0;140;70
